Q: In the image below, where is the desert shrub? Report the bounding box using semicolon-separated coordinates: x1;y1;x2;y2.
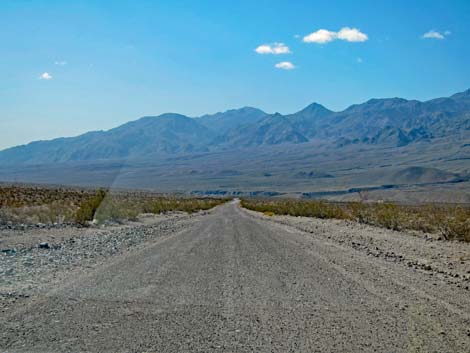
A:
348;202;369;223
241;199;348;220
94;198;138;223
0;204;73;224
241;198;470;242
440;206;470;241
0;185;92;208
371;203;402;230
1;185;228;226
74;189;107;225
77;193;227;224
0;185;92;225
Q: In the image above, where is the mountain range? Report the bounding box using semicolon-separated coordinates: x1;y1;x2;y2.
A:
1;89;469;165
0;89;469;203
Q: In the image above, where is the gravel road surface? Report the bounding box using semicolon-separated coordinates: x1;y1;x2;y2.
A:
1;201;470;352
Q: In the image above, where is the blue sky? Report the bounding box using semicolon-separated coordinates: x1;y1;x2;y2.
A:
1;0;469;149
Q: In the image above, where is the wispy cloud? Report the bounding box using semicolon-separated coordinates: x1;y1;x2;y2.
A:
303;27;368;44
255;42;291;54
39;72;52;80
275;61;295;70
422;30;450;40
54;60;67;66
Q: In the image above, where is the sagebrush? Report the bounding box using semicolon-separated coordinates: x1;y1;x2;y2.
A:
0;185;227;226
241;198;470;242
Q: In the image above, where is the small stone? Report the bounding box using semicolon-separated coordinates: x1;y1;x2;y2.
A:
39;242;50;249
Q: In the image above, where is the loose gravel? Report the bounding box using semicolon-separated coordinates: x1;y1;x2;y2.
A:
1;202;469;352
245;209;470;288
0;211;208;312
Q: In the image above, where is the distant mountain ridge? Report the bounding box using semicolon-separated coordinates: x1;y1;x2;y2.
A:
1;89;469;165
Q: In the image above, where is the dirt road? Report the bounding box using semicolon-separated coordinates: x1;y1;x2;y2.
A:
1;201;470;352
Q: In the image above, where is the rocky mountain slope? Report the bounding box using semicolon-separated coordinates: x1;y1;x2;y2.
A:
0;89;469;165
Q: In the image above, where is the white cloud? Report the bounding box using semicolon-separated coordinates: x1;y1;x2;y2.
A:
422;30;446;39
303;29;337;43
39;72;52;80
54;60;67;66
275;61;295;70
337;27;368;42
303;27;368;44
255;42;291;54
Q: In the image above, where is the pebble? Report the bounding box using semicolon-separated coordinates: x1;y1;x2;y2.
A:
39;242;50;249
2;248;17;255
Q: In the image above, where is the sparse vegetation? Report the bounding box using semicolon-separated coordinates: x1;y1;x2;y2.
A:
0;184;228;226
90;192;227;224
0;185;94;225
74;189;107;225
241;198;470;242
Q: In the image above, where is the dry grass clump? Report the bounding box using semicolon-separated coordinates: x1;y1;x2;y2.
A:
74;189;107;225
242;199;348;221
0;185;92;208
89;192;227;225
0;203;76;225
0;185;93;225
241;199;470;242
0;185;227;226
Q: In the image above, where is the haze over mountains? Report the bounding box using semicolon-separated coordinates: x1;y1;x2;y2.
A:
0;89;469;203
1;89;469;165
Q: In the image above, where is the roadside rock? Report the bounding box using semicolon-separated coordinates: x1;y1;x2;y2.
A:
38;242;50;249
1;248;17;255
